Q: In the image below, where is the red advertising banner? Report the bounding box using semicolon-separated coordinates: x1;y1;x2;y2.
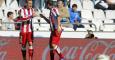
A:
0;37;115;60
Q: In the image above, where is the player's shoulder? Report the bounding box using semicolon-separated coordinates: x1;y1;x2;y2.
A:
51;7;58;11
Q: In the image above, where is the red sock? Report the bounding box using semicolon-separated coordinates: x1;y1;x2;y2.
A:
54;46;64;58
28;49;33;60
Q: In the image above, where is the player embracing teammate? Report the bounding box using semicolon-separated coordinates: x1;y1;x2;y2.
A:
18;0;64;60
18;0;36;60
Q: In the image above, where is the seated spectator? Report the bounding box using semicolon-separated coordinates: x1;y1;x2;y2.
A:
106;0;115;10
85;30;98;39
62;0;69;7
69;4;83;31
94;0;109;10
58;0;70;24
2;11;15;30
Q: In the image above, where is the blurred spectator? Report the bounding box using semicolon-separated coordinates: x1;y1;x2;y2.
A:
61;0;70;7
62;0;68;7
58;0;70;24
69;4;83;31
94;0;109;10
0;0;4;7
2;11;15;30
106;0;115;10
107;0;115;4
85;30;98;39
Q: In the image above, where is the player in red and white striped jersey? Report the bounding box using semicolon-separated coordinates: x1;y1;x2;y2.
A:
18;0;36;60
47;1;64;60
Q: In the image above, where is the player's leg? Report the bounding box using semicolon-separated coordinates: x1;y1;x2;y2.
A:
21;45;26;60
21;33;27;60
52;44;64;60
27;32;33;60
52;30;64;60
28;42;33;60
49;35;54;60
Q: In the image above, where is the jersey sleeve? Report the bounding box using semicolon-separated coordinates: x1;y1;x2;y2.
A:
51;8;60;17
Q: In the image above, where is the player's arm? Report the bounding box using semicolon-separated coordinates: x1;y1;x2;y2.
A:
55;8;62;32
32;9;38;17
57;16;62;32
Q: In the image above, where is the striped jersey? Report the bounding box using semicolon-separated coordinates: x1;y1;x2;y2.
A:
50;7;60;31
19;8;34;33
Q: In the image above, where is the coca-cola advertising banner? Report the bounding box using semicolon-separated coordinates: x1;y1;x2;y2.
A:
0;37;115;60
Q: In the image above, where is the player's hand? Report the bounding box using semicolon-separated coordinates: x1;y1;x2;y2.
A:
57;26;61;32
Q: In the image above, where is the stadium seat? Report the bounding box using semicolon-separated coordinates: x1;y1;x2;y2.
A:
82;0;94;10
84;25;96;31
81;10;94;21
32;17;40;31
105;10;115;19
40;24;50;28
103;25;115;31
40;18;47;23
76;28;87;31
102;20;114;31
0;9;4;19
93;9;106;19
33;24;39;31
92;20;103;31
81;19;89;23
42;9;50;18
38;26;50;31
104;19;113;23
8;0;19;10
63;27;74;31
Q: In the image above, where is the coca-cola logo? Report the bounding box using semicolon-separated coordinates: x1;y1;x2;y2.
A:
42;40;115;60
0;38;115;60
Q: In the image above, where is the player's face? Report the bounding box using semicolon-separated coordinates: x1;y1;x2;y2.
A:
27;1;32;8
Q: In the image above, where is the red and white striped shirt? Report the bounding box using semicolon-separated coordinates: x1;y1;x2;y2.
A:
19;8;34;33
50;7;60;30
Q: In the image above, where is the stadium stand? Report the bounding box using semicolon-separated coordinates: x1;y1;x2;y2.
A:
83;0;94;10
0;0;115;32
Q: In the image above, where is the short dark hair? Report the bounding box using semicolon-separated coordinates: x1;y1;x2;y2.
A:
72;4;77;8
47;1;53;6
7;12;13;17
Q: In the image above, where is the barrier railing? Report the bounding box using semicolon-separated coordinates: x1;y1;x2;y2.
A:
0;22;97;31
